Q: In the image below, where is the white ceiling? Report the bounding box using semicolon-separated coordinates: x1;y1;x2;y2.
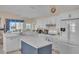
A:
57;5;79;13
0;5;79;18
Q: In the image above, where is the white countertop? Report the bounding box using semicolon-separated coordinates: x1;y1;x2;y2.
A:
3;32;52;49
20;35;52;48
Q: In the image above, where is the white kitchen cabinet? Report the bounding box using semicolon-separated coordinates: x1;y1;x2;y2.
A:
3;33;21;53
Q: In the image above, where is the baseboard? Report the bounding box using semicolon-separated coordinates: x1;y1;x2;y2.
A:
6;49;21;54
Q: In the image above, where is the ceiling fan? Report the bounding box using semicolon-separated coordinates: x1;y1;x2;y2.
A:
50;6;57;16
51;7;56;14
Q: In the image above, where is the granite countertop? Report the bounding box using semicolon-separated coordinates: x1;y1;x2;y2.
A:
20;35;52;48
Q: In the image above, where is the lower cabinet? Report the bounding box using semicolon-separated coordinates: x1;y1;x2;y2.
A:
3;37;20;53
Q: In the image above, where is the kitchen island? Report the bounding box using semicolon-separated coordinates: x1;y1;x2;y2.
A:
20;35;52;54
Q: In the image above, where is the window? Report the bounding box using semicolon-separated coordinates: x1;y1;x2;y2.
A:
70;23;76;32
9;21;16;32
26;24;32;30
6;19;24;32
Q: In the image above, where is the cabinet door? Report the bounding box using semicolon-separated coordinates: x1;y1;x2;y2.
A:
6;37;20;52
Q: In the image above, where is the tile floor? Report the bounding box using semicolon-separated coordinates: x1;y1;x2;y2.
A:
0;44;21;54
52;39;79;54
